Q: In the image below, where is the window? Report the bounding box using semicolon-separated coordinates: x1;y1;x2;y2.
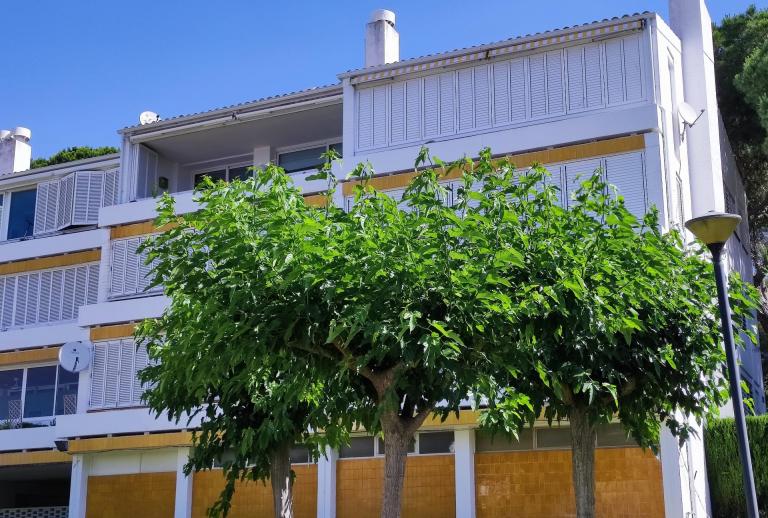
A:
340;431;454;459
536;426;572;449
278;143;342;174
475;423;638;453
194;165;253;187
7;189;36;240
339;436;375;458
416;431;454;454
0;366;78;427
289;445;311;464
89;339;150;409
475;428;534;452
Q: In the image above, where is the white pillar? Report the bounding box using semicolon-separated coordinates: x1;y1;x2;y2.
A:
454;429;476;518
68;454;89;518
660;419;711;518
174;447;193;518
316;446;338;518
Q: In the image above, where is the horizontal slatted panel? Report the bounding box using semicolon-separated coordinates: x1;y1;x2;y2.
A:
564;158;603;208
546;50;565;115
584;43;604;108
567;47;586;111
474;65;491;129
423;75;440;138
458;68;474;132
605;39;625;105
529;53;547;118
623;35;643;101
605;152;647;219
493;62;511;126
357;88;374;150
91;339;149;409
390;82;406;144
405;79;421;141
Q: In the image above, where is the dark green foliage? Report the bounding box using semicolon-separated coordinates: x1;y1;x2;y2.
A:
705;416;768;518
30;146;118;169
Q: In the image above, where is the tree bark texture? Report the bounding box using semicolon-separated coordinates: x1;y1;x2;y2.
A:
270;443;294;518
380;414;411;518
570;405;597;518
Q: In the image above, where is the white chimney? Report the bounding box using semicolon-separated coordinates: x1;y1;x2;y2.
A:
669;0;725;216
0;127;32;175
365;9;399;68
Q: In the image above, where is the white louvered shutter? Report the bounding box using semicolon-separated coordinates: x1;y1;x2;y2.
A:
423;75;440;137
390;82;406;144
13;275;28;328
564;158;603;208
103;169;119;207
61;268;76;321
383;188;409;212
133;342;150;403
529;54;547;118
1;277;14;329
38;271;53;324
510;58;527;121
86;172;104;222
567;47;586;111
87;263;100;305
605;152;647;219
138;239;156;293
34;180;60;235
56;173;75;229
25;273;40;326
493;62;510;126
118;339;135;405
124;238;140;295
623;35;643;101
110;240;127;296
104;341;120;406
73;266;87;318
605;39;625;105
544;165;565;206
50;270;63;322
405;79;421;141
439;72;455;135
584;44;604;108
90;342;107;408
474;65;491;129
372;86;387;148
357;88;374;150
0;279;6;329
458;68;474;132
72;172;90;224
546;51;565;115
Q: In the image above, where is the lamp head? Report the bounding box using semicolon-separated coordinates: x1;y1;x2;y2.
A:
685;211;741;245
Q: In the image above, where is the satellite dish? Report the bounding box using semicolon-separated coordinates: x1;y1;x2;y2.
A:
59;341;93;373
139;111;160;125
679;102;703;127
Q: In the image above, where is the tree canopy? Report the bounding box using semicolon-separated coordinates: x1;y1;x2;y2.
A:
30;146;118;169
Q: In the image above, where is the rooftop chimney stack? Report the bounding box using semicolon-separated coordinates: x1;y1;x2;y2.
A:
365;9;399;68
0;127;32;175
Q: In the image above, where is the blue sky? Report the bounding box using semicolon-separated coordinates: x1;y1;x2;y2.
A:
1;0;766;158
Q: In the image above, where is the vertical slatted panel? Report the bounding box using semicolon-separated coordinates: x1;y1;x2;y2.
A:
567;47;586;111
372;86;388;148
474;65;491;128
86;172;104;222
61;268;76;320
584;43;604;108
50;270;63;322
0;279;6;329
390;82;406;144
104;341;120;406
103;169;119;207
357;88;374;150
546;50;565;115
439;72;455;135
110;240;127;296
118;339;135;405
73;172;90;224
73;266;87;317
139;238;155;293
529;54;547;118
90;342;107;408
14;275;28;327
493;62;511;126
605;152;647;219
605;39;625;105
133;342;150;403
34;181;54;235
1;277;14;329
405;79;421;141
87;264;100;305
57;174;74;229
124;238;140;295
458;68;475;132
423;75;440;138
25;273;40;325
623;35;643;101
510;58;527;121
564;158;604;208
38;271;53;324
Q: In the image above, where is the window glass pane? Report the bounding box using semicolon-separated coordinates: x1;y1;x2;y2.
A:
535;427;572;449
290;445;310;464
596;423;638;448
0;369;23;421
55;367;79;415
194;170;227;187
418;431;455;454
329;142;343;158
278;146;326;173
339;436;375;458
23;366;56;418
229;166;252;182
8;189;37;239
475;428;534;452
376;436;415;455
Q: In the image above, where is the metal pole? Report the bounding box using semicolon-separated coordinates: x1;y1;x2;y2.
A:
709;243;760;518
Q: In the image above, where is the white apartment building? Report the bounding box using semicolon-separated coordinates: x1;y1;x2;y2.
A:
0;0;763;517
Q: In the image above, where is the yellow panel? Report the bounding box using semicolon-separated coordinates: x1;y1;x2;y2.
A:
421;410;479;429
304;194;330;208
0;347;60;367
110;221;176;240
0;249;101;275
86;472;176;518
68;432;193;453
192;465;317;518
90;324;138;341
342;135;646;195
0;450;71;466
336;455;455;518
475;448;664;518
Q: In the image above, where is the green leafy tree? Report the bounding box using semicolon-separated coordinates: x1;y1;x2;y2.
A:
30;146;119;169
457;154;760;518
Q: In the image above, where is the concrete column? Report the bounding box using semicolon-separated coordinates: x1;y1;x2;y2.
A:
660;419;711;518
68;454;89;518
454;429;476;518
316;446;338;518
174;447;193;518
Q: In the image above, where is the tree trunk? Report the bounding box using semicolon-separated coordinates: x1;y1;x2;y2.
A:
270;443;294;518
380;416;411;518
570;405;596;518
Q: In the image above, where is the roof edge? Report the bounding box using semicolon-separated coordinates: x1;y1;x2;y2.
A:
5;153;121;179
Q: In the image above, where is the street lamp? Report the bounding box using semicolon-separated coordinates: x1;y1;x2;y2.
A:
685;211;759;518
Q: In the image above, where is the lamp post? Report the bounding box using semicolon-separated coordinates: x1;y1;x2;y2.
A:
685;211;759;518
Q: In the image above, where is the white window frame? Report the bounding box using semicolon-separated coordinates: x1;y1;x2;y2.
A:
0;186;38;242
275;139;343;175
192;161;254;186
0;362;76;427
